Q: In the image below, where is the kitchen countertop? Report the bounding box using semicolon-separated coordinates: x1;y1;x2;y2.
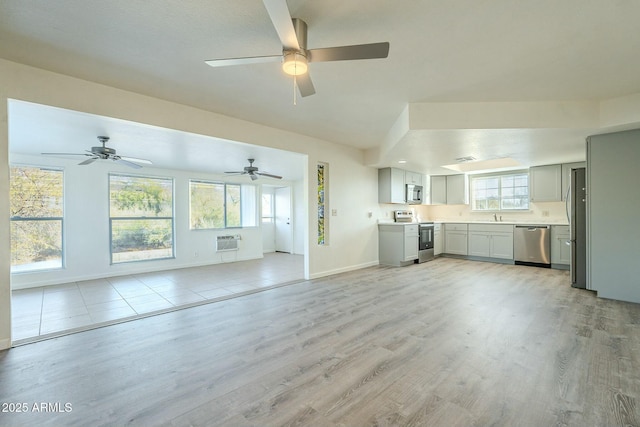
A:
379;220;569;226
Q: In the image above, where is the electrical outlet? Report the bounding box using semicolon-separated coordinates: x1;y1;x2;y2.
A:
194;251;199;257
542;210;549;217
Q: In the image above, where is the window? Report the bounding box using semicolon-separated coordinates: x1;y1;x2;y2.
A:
471;171;529;211
189;180;257;229
10;166;64;273
109;174;174;263
262;192;274;223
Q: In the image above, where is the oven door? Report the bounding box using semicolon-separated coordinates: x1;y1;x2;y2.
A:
418;224;434;250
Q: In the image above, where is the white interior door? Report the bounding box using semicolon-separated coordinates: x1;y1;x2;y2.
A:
261;186;276;253
275;186;292;253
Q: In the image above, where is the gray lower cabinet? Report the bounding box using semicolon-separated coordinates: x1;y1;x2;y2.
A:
379;224;419;266
434;223;443;256
551;225;571;267
444;223;468;255
468;224;514;260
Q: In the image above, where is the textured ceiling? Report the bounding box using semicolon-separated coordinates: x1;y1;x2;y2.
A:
2;0;640;173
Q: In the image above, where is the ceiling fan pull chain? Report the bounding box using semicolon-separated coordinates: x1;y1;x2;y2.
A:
293;74;297;106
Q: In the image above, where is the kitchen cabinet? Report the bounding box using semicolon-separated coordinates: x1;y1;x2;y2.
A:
378;168;406;204
561;162;586;201
446;174;468;205
378;224;419;266
430;176;447;205
444;223;468;255
468;224;514;260
405;171;423;185
430;174;467;205
404;225;419;261
551;225;571;267
378;167;424;204
530;164;562;202
434;223;443;256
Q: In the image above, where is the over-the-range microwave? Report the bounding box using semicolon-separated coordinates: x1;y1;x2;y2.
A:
406;184;423;204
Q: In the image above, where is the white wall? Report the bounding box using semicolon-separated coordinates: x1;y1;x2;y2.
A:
0;59;381;348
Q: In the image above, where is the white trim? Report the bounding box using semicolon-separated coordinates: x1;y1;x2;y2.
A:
308;261;380;280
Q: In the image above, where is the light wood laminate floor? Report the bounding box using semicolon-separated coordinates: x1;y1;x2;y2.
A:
1;258;639;426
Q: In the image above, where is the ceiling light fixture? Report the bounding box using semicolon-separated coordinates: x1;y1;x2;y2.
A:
282;51;308;76
455;156;477;163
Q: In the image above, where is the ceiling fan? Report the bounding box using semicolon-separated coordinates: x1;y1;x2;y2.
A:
204;0;390;97
42;136;153;169
225;159;282;181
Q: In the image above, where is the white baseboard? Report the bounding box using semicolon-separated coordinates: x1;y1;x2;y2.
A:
309;260;379;280
0;337;11;350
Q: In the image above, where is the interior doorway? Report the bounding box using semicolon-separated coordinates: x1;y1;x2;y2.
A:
274;186;292;253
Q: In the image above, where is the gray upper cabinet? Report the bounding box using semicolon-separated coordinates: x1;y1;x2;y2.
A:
378;167;406;204
430;174;467;205
530;164;562;202
430;175;447;205
405;171;423;185
378;167;425;204
446;174;468;205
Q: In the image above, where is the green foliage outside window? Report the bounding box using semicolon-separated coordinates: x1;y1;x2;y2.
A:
10;166;64;272
189;181;242;229
109;174;174;263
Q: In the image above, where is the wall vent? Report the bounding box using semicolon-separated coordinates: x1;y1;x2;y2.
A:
216;235;240;252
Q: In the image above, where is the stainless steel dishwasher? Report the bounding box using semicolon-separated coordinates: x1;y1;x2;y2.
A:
514;225;551;267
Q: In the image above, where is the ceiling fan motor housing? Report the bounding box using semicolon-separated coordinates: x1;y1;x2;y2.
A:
91;146;116;156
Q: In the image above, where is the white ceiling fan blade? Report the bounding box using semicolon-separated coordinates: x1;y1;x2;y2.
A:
256;172;283;179
308;42;390;62
120;156;152;165
224;171;247;175
78;157;98;166
205;55;282;68
42;152;91;157
262;0;300;50
115;158;143;169
296;72;315;97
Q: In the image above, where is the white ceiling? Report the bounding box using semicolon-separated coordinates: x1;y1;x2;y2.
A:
8;100;305;181
2;0;640;175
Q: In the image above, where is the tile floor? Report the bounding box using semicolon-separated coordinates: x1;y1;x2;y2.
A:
11;253;304;344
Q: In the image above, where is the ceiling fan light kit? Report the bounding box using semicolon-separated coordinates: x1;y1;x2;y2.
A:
282;51;308;76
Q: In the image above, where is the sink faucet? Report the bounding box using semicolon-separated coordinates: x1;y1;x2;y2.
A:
493;213;498;222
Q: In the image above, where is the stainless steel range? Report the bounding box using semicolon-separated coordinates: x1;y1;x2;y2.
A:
417;222;435;263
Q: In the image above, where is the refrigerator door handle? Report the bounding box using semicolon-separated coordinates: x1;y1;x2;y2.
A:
565;185;571;223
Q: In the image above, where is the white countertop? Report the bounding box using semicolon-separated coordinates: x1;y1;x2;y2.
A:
379;219;569;226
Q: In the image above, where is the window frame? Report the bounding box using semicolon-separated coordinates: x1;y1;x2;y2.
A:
261;191;274;223
470;170;530;212
9;165;65;273
109;173;175;264
189;179;257;230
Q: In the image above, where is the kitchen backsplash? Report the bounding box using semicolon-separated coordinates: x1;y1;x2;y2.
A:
380;201;569;224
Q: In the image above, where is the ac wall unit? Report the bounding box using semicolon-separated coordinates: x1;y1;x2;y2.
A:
216;235;239;252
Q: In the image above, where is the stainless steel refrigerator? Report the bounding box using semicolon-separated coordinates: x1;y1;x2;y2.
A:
570;167;587;289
